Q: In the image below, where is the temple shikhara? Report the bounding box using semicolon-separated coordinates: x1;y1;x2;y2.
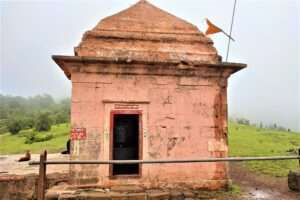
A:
53;0;246;189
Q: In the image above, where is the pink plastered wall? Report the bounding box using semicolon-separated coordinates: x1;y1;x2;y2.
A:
69;71;229;189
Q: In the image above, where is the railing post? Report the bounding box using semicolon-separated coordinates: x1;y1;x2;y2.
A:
37;150;47;200
298;148;300;168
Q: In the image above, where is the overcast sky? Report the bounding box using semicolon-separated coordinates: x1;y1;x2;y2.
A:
0;0;299;131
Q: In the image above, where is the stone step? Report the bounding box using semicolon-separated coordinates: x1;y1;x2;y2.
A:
46;187;221;200
46;190;194;200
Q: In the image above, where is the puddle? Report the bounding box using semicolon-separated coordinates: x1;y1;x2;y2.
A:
248;189;271;199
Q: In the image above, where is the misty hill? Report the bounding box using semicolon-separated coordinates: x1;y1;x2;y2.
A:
0;94;70;134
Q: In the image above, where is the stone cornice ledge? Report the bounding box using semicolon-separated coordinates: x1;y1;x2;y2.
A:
52;55;247;80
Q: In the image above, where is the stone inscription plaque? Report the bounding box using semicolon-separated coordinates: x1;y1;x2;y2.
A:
114;104;139;110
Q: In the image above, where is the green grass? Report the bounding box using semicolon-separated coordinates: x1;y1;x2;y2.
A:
0;123;69;154
229;122;300;177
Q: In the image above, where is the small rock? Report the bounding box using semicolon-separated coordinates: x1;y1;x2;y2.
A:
45;190;59;200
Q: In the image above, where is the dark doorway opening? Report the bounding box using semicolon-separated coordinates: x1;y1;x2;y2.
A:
112;114;140;176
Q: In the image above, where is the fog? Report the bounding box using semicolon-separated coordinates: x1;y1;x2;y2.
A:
0;0;299;131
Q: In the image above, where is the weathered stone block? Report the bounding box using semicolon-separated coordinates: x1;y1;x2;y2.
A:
288;170;300;191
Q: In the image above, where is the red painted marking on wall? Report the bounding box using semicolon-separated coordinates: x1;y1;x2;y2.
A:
71;128;87;140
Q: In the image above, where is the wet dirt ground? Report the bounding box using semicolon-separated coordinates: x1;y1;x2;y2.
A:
229;163;300;200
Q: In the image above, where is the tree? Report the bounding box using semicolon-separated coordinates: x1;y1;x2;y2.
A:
259;122;264;129
54;112;68;124
236;118;250;125
23;117;35;129
35;112;52;132
7;118;23;134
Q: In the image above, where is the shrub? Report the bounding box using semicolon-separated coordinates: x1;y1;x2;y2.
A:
7;118;23;134
23;117;35;129
35;112;52;132
0;126;8;134
0;119;8;134
25;132;36;144
25;132;53;144
236;118;250;125
35;134;53;142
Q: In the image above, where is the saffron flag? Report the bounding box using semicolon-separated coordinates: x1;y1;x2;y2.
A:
205;19;235;41
205;19;222;35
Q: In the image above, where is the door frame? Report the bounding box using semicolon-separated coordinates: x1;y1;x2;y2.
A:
109;110;143;179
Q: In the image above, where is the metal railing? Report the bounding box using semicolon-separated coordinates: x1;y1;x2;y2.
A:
29;150;300;200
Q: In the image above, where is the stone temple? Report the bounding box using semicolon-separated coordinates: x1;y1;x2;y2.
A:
53;0;246;189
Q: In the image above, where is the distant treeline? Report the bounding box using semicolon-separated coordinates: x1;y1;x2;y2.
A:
231;117;291;132
0;94;70;134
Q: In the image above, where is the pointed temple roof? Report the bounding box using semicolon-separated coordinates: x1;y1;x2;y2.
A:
53;0;246;79
95;0;200;34
73;0;220;63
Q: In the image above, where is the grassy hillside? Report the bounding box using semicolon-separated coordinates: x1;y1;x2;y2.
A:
0;123;69;154
0;122;299;177
229;122;300;177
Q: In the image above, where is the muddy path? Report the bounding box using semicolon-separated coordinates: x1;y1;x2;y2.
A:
229;163;300;200
0;153;69;175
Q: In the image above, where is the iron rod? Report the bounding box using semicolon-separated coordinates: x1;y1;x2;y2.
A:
29;155;300;165
226;0;238;61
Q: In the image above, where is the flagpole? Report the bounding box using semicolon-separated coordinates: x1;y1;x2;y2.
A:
226;0;238;62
